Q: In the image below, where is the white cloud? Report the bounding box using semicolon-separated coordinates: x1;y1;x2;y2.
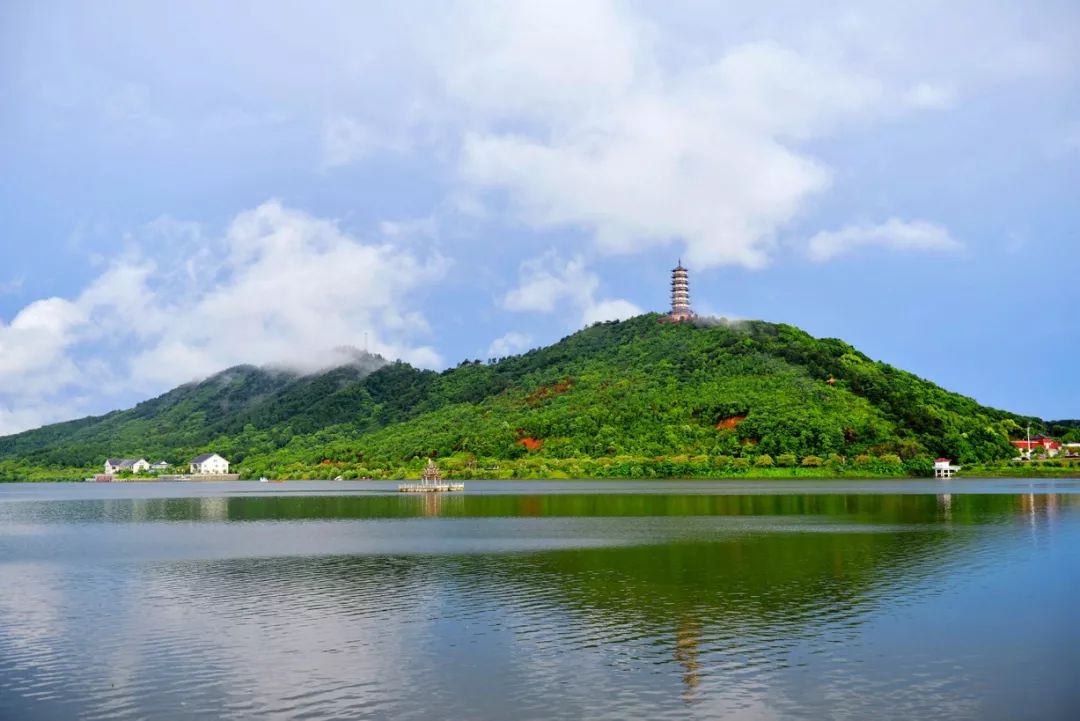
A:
807;218;962;262
486;331;532;358
424;2;1077;271
581;298;643;325
504;254;596;313
0;298;86;391
503;252;641;327
438;1;645;121
441;4;913;270
0;201;447;435
0;298;91;435
129;201;446;383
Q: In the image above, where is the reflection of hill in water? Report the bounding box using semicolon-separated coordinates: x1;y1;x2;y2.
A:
7;491;1070;718
146;493;1073;702
12;491;1074;525
216;491;1075;526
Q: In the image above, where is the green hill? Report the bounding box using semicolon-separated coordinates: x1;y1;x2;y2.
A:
0;315;1046;480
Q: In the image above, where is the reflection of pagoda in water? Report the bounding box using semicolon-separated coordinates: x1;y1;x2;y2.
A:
674;617;702;703
418;491;466;518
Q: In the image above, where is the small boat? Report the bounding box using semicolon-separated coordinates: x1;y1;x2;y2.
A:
259;477;269;483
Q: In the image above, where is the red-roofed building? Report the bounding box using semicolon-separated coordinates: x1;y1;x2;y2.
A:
1011;438;1061;458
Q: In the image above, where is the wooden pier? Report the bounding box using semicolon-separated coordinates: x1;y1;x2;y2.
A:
398;459;464;493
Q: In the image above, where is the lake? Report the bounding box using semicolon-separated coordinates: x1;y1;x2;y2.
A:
2;479;1078;720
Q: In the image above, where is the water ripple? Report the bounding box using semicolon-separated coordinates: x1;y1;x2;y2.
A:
1;491;1078;720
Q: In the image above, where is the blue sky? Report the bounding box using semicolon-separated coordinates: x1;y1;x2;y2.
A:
1;0;1078;434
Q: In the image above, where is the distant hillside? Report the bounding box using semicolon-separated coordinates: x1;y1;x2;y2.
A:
1048;420;1080;443
0;315;1046;480
0;349;390;468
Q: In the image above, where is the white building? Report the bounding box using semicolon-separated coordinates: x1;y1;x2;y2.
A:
933;457;961;479
150;461;171;473
190;453;230;475
104;458;150;474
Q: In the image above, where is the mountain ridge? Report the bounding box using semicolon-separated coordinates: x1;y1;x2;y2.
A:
0;315;1051;479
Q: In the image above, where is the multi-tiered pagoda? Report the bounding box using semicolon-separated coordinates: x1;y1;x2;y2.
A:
421;458;442;483
668;260;694;322
398;458;463;492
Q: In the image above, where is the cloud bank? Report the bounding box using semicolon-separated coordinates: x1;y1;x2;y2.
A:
486;331;533;359
448;4;874;269
503;253;642;328
418;1;1030;270
807;219;962;262
0;201;445;434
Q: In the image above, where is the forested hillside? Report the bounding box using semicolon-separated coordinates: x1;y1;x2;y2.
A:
0;315;1045;480
1048;420;1080;442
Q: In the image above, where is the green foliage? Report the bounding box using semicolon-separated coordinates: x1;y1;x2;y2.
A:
1048;420;1080;444
0;314;1044;480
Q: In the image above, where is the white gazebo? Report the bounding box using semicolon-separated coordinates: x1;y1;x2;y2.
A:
933;458;960;479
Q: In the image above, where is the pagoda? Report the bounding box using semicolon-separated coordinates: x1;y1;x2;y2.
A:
398;458;463;492
421;458;442;484
668;260;694;322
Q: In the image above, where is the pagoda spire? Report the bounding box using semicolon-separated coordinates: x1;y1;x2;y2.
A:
669;260;694;322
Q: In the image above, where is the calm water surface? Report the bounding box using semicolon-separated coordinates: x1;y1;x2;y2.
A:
1;479;1078;720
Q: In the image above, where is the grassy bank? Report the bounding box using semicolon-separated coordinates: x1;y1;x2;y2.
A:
6;454;1078;483
958;460;1080;478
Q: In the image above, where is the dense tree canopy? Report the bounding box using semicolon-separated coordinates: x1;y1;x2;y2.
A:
0;315;1048;480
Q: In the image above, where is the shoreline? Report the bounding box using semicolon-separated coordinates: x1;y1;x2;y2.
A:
6;468;1080;483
